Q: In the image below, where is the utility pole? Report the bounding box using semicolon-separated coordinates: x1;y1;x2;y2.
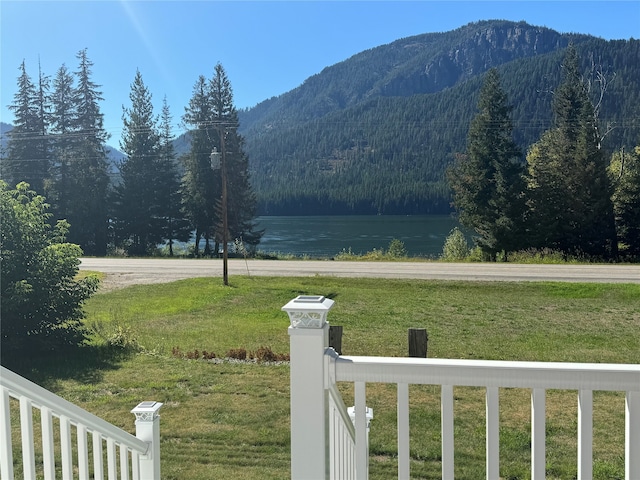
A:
210;133;229;286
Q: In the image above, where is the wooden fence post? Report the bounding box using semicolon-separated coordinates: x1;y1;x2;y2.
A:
329;325;343;355
408;328;428;358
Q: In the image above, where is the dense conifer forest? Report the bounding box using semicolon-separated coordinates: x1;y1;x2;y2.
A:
2;20;639;259
237;21;639;215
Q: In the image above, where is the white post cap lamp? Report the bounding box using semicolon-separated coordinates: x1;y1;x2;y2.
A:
281;295;335;328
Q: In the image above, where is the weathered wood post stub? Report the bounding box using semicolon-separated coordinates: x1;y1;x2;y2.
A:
408;328;428;358
329;325;343;355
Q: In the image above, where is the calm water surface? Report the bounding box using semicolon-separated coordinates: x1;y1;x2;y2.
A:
255;215;460;258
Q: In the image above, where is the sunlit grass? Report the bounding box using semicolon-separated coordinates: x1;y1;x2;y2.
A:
9;276;639;479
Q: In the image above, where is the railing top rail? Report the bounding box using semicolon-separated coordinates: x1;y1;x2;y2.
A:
0;366;148;453
334;356;640;391
327;381;356;439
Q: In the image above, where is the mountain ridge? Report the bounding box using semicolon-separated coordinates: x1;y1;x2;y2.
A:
3;20;638;216
237;20;639;215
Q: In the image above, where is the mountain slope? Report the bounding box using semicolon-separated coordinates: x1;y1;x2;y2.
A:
238;20;640;215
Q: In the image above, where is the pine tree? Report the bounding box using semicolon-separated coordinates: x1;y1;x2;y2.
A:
34;61;51;192
181;64;262;261
157;97;191;256
609;143;640;257
111;70;162;255
181;75;219;256
527;45;617;258
447;68;525;260
67;49;110;256
208;64;262;251
48;64;77;219
4;61;49;193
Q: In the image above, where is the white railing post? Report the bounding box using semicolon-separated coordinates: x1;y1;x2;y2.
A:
626;391;640;480
131;401;163;480
283;295;335;480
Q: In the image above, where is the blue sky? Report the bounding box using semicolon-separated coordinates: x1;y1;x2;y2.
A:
2;1;639;145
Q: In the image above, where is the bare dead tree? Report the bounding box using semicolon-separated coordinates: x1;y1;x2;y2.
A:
585;52;617;149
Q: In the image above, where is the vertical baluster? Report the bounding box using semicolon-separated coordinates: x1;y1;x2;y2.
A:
397;382;410;479
355;381;368;480
41;407;55;480
578;390;593;480
626;391;640;480
107;438;117;480
339;409;347;480
531;388;546;480
92;431;104;479
131;451;140;480
332;408;339;480
60;415;73;479
19;397;36;480
0;389;14;480
77;423;89;480
330;402;338;480
486;386;499;480
441;384;454;480
120;443;129;480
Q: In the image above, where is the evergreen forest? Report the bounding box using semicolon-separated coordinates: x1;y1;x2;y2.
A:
1;52;260;257
1;20;639;260
238;21;639;218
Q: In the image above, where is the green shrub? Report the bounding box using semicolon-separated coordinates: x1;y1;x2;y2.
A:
509;248;577;264
387;238;407;258
335;239;408;260
0;182;99;361
441;227;470;261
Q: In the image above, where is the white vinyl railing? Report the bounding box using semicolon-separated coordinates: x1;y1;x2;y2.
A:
283;295;640;480
332;355;640;480
0;366;162;480
327;380;356;480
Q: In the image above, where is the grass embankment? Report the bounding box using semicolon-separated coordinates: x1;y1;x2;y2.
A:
10;277;640;479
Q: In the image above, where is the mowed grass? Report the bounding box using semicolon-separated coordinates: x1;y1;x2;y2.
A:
9;275;640;479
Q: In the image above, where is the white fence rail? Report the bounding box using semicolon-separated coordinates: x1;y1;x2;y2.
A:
333;355;640;480
283;295;640;480
0;366;162;480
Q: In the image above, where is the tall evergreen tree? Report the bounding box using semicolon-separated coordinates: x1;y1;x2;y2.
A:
609;143;640;257
208;64;262;250
447;68;525;260
181;75;219;256
48;64;77;219
4;61;49;193
181;64;262;257
35;61;51;191
527;45;617;258
67;49;110;256
157;97;191;255
111;70;162;255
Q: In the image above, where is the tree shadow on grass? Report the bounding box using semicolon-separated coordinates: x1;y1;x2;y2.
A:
1;341;138;392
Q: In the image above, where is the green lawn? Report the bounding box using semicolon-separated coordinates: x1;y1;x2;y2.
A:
8;276;640;479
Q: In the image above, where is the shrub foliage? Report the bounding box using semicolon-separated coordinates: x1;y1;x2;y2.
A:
0;181;99;360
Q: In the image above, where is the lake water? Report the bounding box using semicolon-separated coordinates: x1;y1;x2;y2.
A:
254;215;461;258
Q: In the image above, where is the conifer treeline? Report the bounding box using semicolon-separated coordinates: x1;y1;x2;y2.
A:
448;47;640;261
2;52;261;257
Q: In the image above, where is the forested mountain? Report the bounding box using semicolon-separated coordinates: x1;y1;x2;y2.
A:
237;20;640;215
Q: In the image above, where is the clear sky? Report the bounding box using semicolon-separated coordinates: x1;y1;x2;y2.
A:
2;1;639;146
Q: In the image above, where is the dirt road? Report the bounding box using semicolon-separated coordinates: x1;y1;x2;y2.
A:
79;258;640;290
